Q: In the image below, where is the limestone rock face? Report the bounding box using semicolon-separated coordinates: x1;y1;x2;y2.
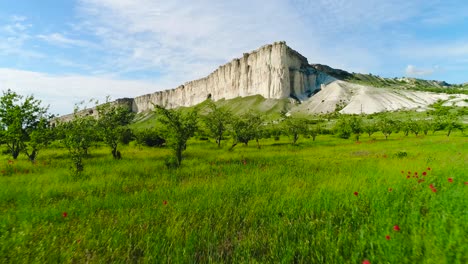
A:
132;41;322;112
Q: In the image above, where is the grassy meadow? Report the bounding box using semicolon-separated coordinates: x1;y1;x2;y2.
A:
0;132;467;263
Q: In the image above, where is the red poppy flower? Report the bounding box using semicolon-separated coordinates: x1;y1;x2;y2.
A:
388;188;393;192
62;212;68;218
422;172;427;176
401;170;404;174
448;178;453;183
362;259;371;264
163;200;168;205
418;179;425;183
414;172;418;175
393;225;400;231
407;175;410;179
385;235;391;240
465;182;468;185
429;184;434;189
431;188;437;193
408;171;411;174
427;167;431;170
353;192;359;196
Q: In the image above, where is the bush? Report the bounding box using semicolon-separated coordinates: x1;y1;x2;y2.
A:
134;129;166;147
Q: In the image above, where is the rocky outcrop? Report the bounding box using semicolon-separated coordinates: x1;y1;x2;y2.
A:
132;41;328;112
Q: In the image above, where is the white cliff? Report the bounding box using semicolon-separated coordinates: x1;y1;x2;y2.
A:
132;41;325;112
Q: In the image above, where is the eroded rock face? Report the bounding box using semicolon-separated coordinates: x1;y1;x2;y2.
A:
132;41;322;112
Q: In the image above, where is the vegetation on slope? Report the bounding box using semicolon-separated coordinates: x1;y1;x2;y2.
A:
345;73;468;94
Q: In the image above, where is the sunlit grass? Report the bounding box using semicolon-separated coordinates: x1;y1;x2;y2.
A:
0;132;467;263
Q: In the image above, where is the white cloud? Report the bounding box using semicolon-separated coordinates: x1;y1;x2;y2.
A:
405;65;436;76
37;33;97;48
0;68;165;115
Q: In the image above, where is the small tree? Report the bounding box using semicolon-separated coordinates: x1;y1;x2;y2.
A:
155;106;198;166
59;105;98;175
23;117;54;162
0;89;50;160
309;124;321;141
229;111;264;150
334;115;352;139
363;120;378;137
96;99;135;159
203;101;232;148
283;116;309;145
349;115;363;141
378;117;395;140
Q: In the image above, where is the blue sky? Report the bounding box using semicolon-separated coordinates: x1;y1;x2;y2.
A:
1;0;467;114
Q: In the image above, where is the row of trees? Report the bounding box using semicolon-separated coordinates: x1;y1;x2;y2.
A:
0;90;465;171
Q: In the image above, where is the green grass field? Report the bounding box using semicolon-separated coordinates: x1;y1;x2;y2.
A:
1;132;467;263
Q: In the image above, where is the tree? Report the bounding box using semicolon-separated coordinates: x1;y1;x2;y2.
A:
0;89;50;160
96;99;135;159
309;124;321;141
23;117;54;162
349;115;363;141
363;120;378;137
155;106;198;166
378;116;395;140
229;111;264;150
58;105;98;175
283;116;309;145
334;115;352;139
203;101;232;148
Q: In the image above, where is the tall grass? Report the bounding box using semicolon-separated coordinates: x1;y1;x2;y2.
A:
0;132;466;263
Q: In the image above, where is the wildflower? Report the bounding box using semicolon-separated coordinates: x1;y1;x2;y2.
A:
163;200;168;205
418;179;425;183
62;212;68;218
408;171;411;174
388;188;393;192
422;172;427;176
427;167;431;170
432;188;437;193
448;178;453;183
393;225;400;231
406;175;410;179
414;172;418;176
7;160;13;164
353;192;359;196
385;235;391;240
362;260;371;264
465;182;468;185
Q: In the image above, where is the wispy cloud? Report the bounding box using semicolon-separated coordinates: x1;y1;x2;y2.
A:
37;33;97;48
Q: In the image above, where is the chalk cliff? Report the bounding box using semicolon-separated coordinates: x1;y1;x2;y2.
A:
132;41;331;112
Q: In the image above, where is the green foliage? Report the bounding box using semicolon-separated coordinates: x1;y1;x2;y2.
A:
134;128;166;147
282;115;309;144
378;116;396;140
229;111;264;149
0;89;50;160
202;101;232;147
96;99;135;159
155;106;198;166
363;119;379;137
334;115;352;139
58;105;98;176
